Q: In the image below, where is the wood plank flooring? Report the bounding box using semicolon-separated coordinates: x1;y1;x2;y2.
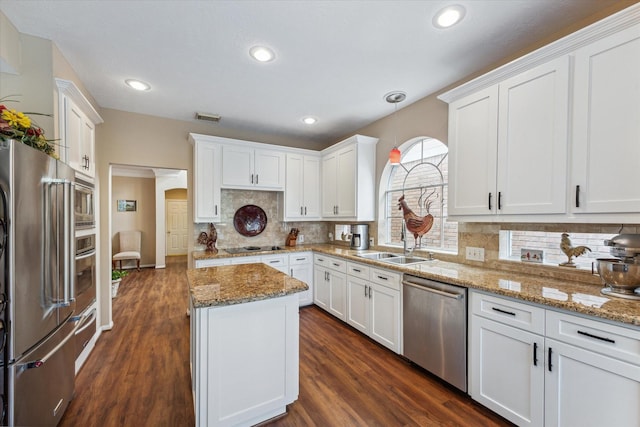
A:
61;256;512;427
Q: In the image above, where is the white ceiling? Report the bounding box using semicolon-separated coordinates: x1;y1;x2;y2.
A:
0;0;628;145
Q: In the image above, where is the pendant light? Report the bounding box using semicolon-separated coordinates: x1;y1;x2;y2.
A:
385;91;406;165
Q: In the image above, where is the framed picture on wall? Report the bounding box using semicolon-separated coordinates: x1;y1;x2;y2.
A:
117;199;137;212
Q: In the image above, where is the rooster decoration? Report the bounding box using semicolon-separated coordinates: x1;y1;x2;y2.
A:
398;191;435;248
197;223;218;253
559;232;591;267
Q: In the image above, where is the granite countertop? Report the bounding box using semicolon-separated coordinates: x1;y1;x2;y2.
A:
187;263;308;309
192;245;640;327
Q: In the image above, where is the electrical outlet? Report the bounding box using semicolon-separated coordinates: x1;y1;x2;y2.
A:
297;234;304;243
465;246;485;262
369;237;375;246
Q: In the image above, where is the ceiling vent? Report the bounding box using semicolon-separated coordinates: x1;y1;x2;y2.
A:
195;112;221;122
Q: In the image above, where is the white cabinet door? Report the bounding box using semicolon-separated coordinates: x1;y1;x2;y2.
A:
285;153;304;219
470;315;544;427
328;271;347;321
447;86;499;216
346;276;369;334
335;146;357;217
369;283;400;352
222;145;254;188
321;153;338;217
291;262;313;306
64;97;95;176
572;24;640;214
193;141;221;223
313;266;330;311
497;56;569;215
254;149;285;190
545;338;640;427
284;154;320;220
302;156;321;219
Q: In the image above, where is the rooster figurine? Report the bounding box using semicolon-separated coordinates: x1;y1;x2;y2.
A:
559;232;590;267
398;193;434;248
197;223;218;254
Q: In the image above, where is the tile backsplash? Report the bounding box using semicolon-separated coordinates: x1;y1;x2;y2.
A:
194;189;331;249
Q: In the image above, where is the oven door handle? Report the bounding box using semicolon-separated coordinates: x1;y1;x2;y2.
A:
75;249;96;260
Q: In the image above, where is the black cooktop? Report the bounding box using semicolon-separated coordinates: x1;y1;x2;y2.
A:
224;246;282;254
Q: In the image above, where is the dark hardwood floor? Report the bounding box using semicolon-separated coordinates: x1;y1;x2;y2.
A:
61;256;511;427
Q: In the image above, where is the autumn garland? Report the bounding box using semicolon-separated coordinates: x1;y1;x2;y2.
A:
0;102;58;158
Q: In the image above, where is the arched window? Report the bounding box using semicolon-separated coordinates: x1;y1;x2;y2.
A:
380;137;457;253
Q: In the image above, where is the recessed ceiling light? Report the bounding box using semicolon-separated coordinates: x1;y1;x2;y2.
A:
249;46;275;62
433;5;466;29
125;79;151;91
302;116;317;125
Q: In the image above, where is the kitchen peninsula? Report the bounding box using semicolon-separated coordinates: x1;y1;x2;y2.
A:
187;264;308;427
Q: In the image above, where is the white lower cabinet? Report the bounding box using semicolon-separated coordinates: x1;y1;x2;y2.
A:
346;262;401;353
313;254;347;321
289;252;313;306
470;290;640;427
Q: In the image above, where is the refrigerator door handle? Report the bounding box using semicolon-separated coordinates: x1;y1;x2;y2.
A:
18;319;81;372
74;308;97;335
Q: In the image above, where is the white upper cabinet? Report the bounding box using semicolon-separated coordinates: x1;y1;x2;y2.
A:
190;135;221;223
281;153;320;221
221;144;285;190
496;56;569;215
55;79;103;177
571;23;640;216
439;6;639;222
448;86;499;216
321;135;377;221
447;57;569;218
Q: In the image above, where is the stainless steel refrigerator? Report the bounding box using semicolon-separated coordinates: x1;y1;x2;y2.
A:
0;139;77;426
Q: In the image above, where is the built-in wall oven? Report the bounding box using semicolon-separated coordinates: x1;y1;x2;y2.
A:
74;234;97;359
74;178;95;229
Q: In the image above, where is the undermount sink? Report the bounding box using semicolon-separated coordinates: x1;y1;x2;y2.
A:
356;252;433;265
356;252;400;260
382;256;432;265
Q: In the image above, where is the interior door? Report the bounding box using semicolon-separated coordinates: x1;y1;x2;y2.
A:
166;199;188;256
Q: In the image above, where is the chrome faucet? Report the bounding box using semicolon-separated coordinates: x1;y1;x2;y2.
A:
401;221;414;256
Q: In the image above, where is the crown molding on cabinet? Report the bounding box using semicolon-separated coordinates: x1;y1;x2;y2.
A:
54;78;103;124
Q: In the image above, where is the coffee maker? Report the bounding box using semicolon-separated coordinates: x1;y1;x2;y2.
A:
350;224;369;250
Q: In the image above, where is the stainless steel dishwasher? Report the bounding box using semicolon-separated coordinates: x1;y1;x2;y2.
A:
402;274;467;392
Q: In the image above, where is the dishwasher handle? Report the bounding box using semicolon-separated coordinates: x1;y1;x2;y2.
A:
402;280;464;300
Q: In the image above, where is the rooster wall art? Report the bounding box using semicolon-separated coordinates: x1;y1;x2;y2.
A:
398;191;435;248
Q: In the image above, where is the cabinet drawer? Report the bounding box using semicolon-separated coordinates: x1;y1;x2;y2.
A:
261;254;288;267
195;258;231;268
230;256;261;265
347;262;370;280
370;268;400;291
471;291;545;335
546;310;640;365
289;252;312;266
315;255;346;273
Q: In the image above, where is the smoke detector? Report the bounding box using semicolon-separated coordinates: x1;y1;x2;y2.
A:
195;112;221;122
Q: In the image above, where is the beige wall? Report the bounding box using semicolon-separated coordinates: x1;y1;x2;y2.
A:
112;176;156;267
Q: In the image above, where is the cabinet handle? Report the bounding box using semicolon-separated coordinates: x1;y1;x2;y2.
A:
290;268;293;276
533;342;538;366
369;285;372;299
577;330;615;344
491;307;516;316
353;268;361;273
301;206;304;215
256;174;259;184
295;258;305;261
332;262;340;267
318;258;324;262
548;347;553;372
304;206;307;215
364;285;368;297
488;192;492;210
251;174;254;184
215;205;218;216
269;260;278;264
498;192;502;210
575;185;580;208
377;275;388;281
